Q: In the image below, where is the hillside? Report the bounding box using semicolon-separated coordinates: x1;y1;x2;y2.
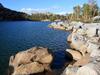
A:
0;3;30;21
0;3;67;21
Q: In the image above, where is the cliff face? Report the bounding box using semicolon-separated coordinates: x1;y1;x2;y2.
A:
0;3;30;21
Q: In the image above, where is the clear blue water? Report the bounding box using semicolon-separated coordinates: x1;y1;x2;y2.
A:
0;21;70;75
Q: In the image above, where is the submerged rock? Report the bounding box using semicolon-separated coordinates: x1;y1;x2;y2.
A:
8;47;53;75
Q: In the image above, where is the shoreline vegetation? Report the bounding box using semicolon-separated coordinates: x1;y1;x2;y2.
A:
1;0;100;22
0;3;66;22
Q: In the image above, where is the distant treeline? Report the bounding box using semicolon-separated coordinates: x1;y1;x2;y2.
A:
27;13;67;21
66;0;100;22
0;3;67;21
1;0;100;22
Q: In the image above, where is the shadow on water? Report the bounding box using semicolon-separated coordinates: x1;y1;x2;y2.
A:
51;50;73;69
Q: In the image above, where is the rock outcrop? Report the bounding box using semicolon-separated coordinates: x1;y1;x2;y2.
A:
8;47;53;75
62;22;100;75
66;49;82;61
49;21;84;31
48;21;68;30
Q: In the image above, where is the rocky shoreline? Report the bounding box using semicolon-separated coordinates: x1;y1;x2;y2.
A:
49;21;100;75
8;21;100;75
61;21;100;75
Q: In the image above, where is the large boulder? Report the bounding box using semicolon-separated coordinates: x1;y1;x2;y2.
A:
70;21;83;29
12;62;44;75
76;29;87;35
86;27;96;37
67;34;72;43
88;37;100;43
9;47;53;75
66;49;82;61
86;42;100;54
73;53;90;67
77;63;98;75
68;33;87;56
90;48;100;57
9;50;34;68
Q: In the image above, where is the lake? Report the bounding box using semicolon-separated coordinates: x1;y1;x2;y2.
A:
0;21;70;75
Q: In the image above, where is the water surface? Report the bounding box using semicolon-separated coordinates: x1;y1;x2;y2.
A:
0;21;70;74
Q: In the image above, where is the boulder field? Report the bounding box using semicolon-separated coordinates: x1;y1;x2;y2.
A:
62;22;100;75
